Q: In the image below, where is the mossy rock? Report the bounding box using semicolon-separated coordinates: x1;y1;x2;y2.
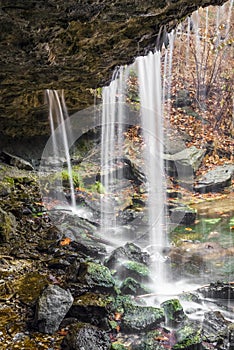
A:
118;260;150;283
120;277;150;296
121;305;165;333
173;320;202;349
111;342;129;350
108;294;137;315
68;292;114;327
161;299;187;327
105;243;150;270
78;261;115;293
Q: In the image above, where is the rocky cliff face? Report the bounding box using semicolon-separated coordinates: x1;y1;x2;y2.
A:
0;0;227;141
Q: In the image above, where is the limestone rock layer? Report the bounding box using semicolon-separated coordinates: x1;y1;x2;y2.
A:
0;0;227;139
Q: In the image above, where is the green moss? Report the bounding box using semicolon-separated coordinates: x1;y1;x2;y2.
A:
88;181;105;194
161;299;186;327
79;261;115;289
61;169;83;188
109;294;136;315
120;277;150;295
173;322;202;349
123;260;149;277
111;342;129;350
122;305;165;333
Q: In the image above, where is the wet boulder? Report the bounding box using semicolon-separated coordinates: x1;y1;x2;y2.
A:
201;311;231;348
67;292;113;328
194;164;234;193
197;281;234;300
117;260;151;283
61;323;111;350
35;284;74;334
76;261;115;294
173;319;202;349
121;304;165;333
105;242;150;270
105;243;151;283
161;299;187;327
120;277;150;296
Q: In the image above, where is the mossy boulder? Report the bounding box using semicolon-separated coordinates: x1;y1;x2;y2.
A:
120;277;150;296
77;261;115;293
68;292;114;327
105;243;150;270
121;305;165;333
173;320;202;349
118;260;151;283
161;299;187;327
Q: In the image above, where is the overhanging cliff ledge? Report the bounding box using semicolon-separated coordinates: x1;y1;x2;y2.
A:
0;0;228;140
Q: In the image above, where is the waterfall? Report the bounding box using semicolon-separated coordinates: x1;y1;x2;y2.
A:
46;89;76;208
136;51;167;290
100;67;129;236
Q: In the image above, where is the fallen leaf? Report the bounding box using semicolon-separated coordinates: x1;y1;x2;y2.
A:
60;237;71;246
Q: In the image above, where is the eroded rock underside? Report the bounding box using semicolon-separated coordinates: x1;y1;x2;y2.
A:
0;0;227;141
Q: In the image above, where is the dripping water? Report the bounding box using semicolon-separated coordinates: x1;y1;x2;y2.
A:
46;89;76;208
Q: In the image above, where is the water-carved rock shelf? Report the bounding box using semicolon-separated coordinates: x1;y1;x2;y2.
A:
0;0;228;140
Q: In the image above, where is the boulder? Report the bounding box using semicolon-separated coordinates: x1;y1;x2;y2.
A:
169;205;197;225
173;320;202;349
120;277;150;296
61;323;111;350
76;261;115;294
105;242;150;270
67;292;113;327
202;311;231;347
198;281;234;300
117;260;151;283
121;304;165;333
161;299;187;327
35;284;74;334
164;146;205;179
194;164;234;193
